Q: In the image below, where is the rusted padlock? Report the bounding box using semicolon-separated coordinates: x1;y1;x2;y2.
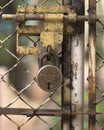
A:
36;65;63;92
36;46;63;92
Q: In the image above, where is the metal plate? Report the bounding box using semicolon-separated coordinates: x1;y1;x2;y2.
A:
40;14;63;49
36;65;63;92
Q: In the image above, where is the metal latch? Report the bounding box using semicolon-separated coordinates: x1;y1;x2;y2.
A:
40;13;63;49
2;5;76;55
2;5;98;55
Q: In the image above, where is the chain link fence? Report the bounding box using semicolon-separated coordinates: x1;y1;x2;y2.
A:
96;0;104;129
0;0;104;130
0;0;63;130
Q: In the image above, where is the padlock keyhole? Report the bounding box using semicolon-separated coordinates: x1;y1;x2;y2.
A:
36;65;63;92
48;82;50;90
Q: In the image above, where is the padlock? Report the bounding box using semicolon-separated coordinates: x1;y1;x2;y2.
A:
36;65;63;92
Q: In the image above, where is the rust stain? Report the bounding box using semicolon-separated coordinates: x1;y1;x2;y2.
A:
88;0;96;129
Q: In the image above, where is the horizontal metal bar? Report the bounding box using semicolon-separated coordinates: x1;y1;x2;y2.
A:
2;14;98;23
0;108;61;117
17;26;42;35
17;25;76;35
0;108;102;117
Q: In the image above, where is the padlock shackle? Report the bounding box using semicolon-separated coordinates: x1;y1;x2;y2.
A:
39;49;59;68
38;45;59;68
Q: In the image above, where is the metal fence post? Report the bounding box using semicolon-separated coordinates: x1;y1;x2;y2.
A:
62;0;84;130
70;34;84;129
88;0;96;130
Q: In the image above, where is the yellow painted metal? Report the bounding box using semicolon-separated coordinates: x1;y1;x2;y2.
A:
17;5;36;13
37;5;70;13
17;46;39;55
15;5;75;54
40;14;63;48
17;26;42;35
17;5;70;13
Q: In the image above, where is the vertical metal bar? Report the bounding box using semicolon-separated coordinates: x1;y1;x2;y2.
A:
88;0;96;130
62;0;71;129
62;0;84;130
71;34;84;130
70;0;84;129
70;2;84;129
62;34;71;130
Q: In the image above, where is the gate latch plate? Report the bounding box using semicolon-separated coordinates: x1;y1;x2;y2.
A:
40;13;63;49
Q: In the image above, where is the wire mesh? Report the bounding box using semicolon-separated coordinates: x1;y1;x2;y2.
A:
0;0;62;130
0;0;104;130
96;0;104;130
